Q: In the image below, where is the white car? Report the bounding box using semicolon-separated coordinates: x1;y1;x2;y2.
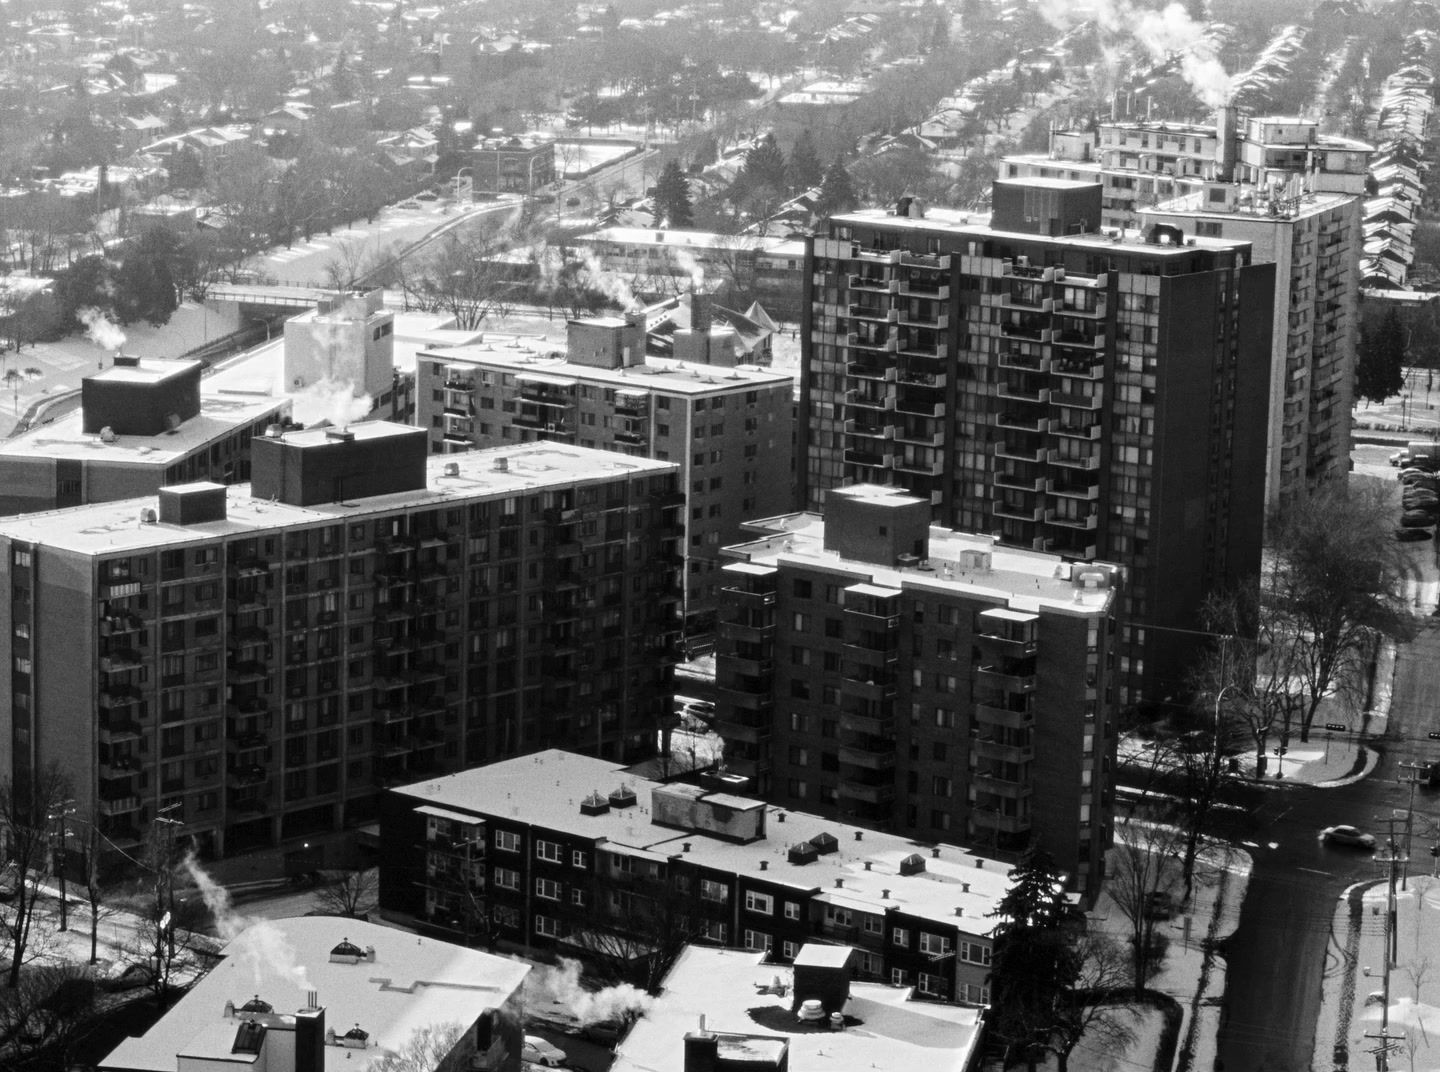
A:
1321;825;1377;850
523;1035;566;1067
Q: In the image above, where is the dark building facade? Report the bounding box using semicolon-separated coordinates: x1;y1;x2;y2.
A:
799;179;1276;701
0;430;682;865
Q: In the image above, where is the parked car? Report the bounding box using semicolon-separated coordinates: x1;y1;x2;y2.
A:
1321;825;1377;849
1396;527;1431;541
523;1035;566;1067
581;1020;625;1044
1143;890;1177;919
97;960;156;991
1401;511;1436;527
1392;449;1409;466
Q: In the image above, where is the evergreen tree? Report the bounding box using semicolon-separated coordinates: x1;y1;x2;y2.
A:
785;130;823;193
812;158;858;218
987;851;1082;1068
738;133;787;195
113;228;182;327
1355;308;1407;404
652;160;694;228
930;11;951;51
691;134;719;171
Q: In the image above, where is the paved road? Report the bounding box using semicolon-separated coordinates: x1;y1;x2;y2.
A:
1215;621;1440;1072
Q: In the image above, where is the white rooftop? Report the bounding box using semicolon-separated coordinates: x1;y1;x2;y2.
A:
0;443;676;554
98;917;529;1072
420;346;794;394
612;947;983;1072
728;508;1118;618
395;750;1013;936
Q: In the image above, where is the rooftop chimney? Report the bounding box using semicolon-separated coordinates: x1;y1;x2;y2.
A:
683;1028;719;1072
295;1006;326;1072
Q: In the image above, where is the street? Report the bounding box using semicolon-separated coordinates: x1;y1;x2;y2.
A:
1215;622;1440;1072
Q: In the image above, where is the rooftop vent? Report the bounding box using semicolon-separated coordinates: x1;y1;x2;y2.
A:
329;938;366;963
325;428;355;443
265;423;284;439
339;1024;369;1049
99;426;117;444
240;995;273;1014
788;841;819;866
809;831;839;855
443;462;460;477
899;853;926;876
580;791;611;816
494;455;509;472
608;784;637;809
232;1020;266;1055
139;508;157;524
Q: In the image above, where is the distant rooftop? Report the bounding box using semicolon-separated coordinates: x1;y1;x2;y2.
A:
98;917;528;1072
423;346;794;393
0;442;675;554
612;946;983;1072
395;749;1016;935
1146;187;1357;221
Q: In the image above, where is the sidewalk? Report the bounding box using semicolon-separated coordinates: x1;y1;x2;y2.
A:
1313;874;1440;1072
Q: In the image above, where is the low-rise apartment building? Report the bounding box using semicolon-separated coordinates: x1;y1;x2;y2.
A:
379;749;1019;1005
0;427;682;865
715;484;1122;898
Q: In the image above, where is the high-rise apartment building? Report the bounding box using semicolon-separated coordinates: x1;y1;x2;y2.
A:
1140;187;1361;508
712;484;1123;896
0;425;681;865
800;179;1275;701
415;311;795;642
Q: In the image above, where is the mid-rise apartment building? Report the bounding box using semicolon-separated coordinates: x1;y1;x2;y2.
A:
379;748;1019;1004
1005;112;1370;230
416;312;794;641
713;484;1122;896
1141;186;1361;507
800;179;1274;702
0;426;682;865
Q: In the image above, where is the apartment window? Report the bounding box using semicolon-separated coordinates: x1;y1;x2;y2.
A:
493;867;520;891
917;972;948;999
892;927;910;948
535;915;561;938
784;901;800;920
919;933;952;957
535;877;562;901
11;549;30;568
891;968;909;986
701;920;728;944
744;891;773;915
960;940;992;966
863;914;884;935
571;889;587;907
744;929;772;952
960;982;991;1004
700;878;729;903
536;839;562;863
493;905;520;929
495;830;520;852
782;940;800;960
572;850;588;868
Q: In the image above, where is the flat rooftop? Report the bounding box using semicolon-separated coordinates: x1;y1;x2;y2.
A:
0;352;288;468
830;207;1252;257
1145;188;1357;221
99;917;528;1072
0;443;675;554
727;506;1118;618
420;347;795;393
612;947;983;1072
395;750;1013;935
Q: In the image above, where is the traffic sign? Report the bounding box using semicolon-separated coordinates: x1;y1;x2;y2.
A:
1273;746;1288;755
1429;731;1440;741
1325;723;1347;732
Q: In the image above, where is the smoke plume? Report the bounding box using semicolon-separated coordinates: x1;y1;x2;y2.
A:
1039;0;1233;108
290;376;374;428
525;957;652;1026
184;855;310;990
79;307;126;352
671;248;706;291
572;249;639;310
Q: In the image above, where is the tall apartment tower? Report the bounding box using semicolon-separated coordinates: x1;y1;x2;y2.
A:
799;180;1276;701
713;484;1124;896
1141;186;1362;508
415;312;795;645
0;425;682;865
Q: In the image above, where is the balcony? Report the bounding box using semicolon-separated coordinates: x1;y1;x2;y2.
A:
1001;260;1055;280
98;686;142;709
99;796;142;817
898;309;949;330
840;706;893;735
893;395;944;419
992;500;1043;523
1048;449;1100;470
896;365;946;389
228;765;268;788
993;440;1046;464
725;652;774;676
844;448;891;468
1054;298;1106;318
894;424;944;447
838;778;896;805
839;744;896;770
892;454;943;476
996;381;1050;405
100;649;143;673
976;666;1038;693
998;350;1049;373
846;360;898;381
898;279;949;300
1051;389;1101;410
1000;291;1051;311
973;773;1033;799
721;585;776;608
1052;330;1105;349
849;274;898;293
233;557;270;578
899;251;951;270
844;418;893;440
844;388;893;411
1047;478;1099;500
1052;421;1101;440
1046;509;1098;530
1052;355;1104;379
841;673;896;701
994;470;1044;493
999;321;1051;343
99;719;142;744
974;738;1035;763
995;411;1049;433
716;719;771;745
846;333;900;354
718;686;774;712
977;631;1038;657
719;619;776;644
848;303;898;322
971;809;1032;834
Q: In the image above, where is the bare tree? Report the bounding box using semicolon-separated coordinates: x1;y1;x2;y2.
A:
1107;817;1186;992
1049;934;1138;1072
369;1023;464;1072
404;231;525;331
0;764;72;988
312;869;377;919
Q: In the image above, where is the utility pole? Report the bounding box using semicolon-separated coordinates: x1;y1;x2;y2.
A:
152;805;182;962
1398;762;1429;891
1365;823;1409;1072
48;800;75;932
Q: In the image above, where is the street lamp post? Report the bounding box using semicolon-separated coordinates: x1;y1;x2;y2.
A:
153;804;183;961
453;167;473;204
